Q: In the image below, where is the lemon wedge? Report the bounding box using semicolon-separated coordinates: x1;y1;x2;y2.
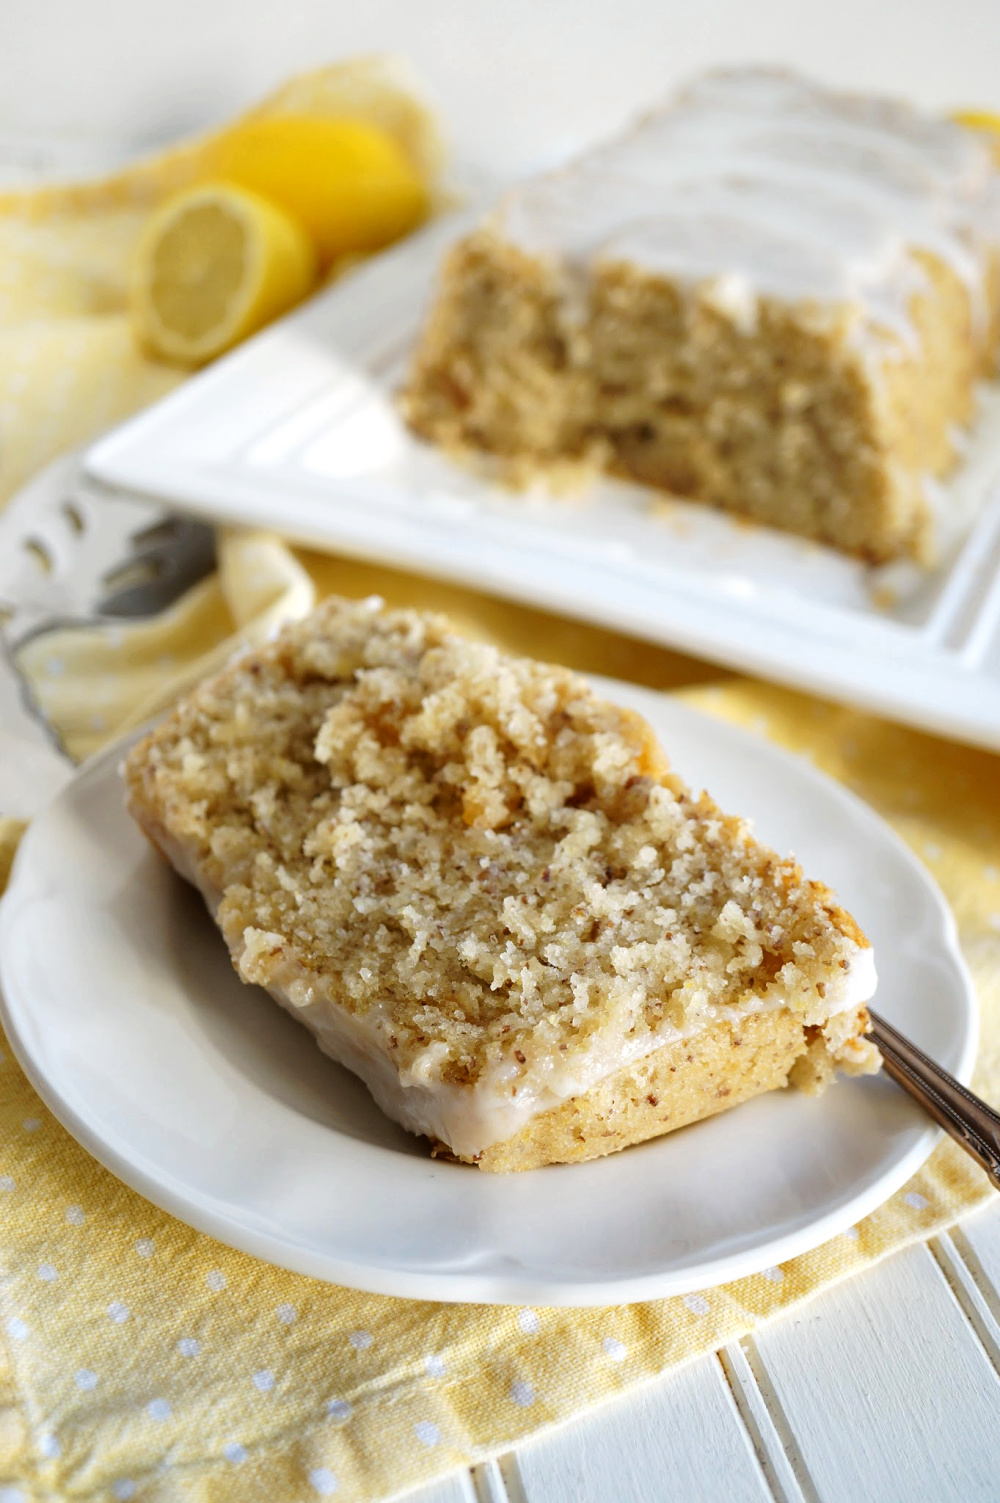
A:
131;182;317;366
205;115;429;264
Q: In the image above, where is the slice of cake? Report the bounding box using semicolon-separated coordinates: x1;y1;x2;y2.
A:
124;595;879;1171
402;69;1000;563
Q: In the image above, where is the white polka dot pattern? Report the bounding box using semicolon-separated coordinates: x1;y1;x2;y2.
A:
414;1420;441;1446
177;1337;201;1357
517;1308;541;1334
205;1269;227;1291
510;1381;535;1407
147;1398;171;1421
684;1294;710;1315
253;1369;275;1392
223;1442;247;1464
276;1302;297;1324
349;1330;372;1351
601;1336;627;1360
74;1369;98;1391
107;1302;130;1323
326;1399;352;1422
309;1467;338;1495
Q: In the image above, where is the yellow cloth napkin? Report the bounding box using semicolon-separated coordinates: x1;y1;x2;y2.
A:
2;72;999;1503
0;53;442;506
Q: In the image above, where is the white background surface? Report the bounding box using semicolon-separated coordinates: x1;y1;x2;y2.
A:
4;3;1000;1497
3;0;1000;173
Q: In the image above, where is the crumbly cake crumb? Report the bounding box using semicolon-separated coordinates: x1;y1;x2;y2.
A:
124;595;878;1166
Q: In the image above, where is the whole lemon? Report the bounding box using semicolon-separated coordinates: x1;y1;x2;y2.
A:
207;115;429;265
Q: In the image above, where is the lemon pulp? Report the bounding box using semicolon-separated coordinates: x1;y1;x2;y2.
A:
132;183;316;366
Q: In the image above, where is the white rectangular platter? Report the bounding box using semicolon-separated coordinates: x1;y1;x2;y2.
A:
86;208;1000;751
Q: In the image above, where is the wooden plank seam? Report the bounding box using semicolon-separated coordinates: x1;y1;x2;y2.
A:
719;1341;815;1503
472;1458;513;1503
930;1232;1000;1374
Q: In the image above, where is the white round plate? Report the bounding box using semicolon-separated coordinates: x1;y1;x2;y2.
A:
0;684;976;1306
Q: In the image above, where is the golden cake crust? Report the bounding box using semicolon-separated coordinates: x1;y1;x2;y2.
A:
124;595;878;1168
441;1004;875;1172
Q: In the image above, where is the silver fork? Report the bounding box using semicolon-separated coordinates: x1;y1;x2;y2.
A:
868;1009;1000;1190
0;451;215;816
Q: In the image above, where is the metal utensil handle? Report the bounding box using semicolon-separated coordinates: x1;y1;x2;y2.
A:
868;1008;1000;1191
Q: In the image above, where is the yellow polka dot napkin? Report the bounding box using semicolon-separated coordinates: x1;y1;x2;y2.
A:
2;76;999;1503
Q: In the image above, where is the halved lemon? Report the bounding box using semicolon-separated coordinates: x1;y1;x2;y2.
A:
204;115;429;265
131;182;317;366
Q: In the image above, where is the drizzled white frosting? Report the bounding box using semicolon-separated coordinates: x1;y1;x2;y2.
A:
139;812;878;1160
247;932;877;1159
491;69;1000;350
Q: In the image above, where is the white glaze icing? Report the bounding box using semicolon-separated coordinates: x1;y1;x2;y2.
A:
491;69;1000;349
246;938;876;1159
137;811;878;1160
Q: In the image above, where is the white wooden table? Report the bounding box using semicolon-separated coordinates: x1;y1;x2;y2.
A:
399;1198;1000;1503
4;4;1000;1489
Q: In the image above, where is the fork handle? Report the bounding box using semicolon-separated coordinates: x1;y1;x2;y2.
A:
868;1008;1000;1192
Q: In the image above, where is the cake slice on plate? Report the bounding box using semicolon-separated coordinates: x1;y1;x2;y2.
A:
124;596;879;1170
402;68;1000;563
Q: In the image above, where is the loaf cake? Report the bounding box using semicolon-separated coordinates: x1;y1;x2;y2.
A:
403;69;1000;563
124;596;879;1171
